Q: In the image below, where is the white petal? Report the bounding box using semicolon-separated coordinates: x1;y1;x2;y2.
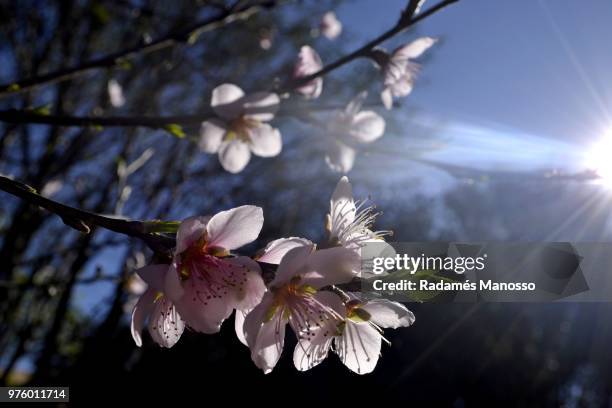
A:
302;247;360;288
211;83;245;119
235;310;248;346
130;289;157;347
108;79;125;108
164;263;184;302
361;299;415;328
242;92;280;122
392;37;437;60
218;139;251;173
257;237;315;265
135;264;169;293
225;256;266;311
199;119;227;153
325;141;356;173
381;87;393;110
243;294;286;374
349;111;385;143
329;175;356;236
320;11;342;40
249;124;282;157
175;276;234;333
206;205;264;250
344;91;367;116
148;295;185;348
269;246;314;287
176;216;208;254
335;321;382;374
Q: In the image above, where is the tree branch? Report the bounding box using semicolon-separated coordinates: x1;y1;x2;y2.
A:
280;0;460;93
0;1;275;98
0;175;175;255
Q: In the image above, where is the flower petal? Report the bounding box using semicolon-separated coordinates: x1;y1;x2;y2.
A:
176;216;209;254
293;45;323;99
175;276;234;333
135;264;169;293
349;110;385;143
249;124;282;157
242;92;280;122
381;87;393;110
243;293;286;374
218;140;251;173
206;205;264;250
361;299;415;328
257;237;315;265
320;11;342;40
344;91;367;116
235;309;248;346
335;320;382;374
211;83;245;119
269;245;314;287
164;263;185;302
148;295;185;348
130;288;157;347
302;246;360;288
329;175;356;233
225;256;266;311
293;291;344;371
325;140;356;173
392;37;437;60
199;119;227;153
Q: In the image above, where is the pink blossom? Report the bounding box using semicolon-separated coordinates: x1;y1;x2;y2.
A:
243;244;359;373
163;206;267;336
319;11;342;40
293;45;323;99
200;84;281;173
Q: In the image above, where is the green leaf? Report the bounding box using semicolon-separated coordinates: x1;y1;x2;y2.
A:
164;124;186;138
7;83;20;92
32;104;52;116
143;220;181;234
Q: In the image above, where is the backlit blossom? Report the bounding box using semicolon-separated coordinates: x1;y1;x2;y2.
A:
130;264;185;348
107;79;125;108
320;11;342;40
325;92;385;173
243;245;359;374
164;206;267;336
294;293;415;374
371;37;437;109
199;84;281;173
293;45;323;99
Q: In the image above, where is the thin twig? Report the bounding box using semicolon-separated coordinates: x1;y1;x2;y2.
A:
0;1;274;98
0;175;174;254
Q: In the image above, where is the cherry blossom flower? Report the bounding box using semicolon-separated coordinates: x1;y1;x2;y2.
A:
294;293;415;374
325;92;385;173
107;79;125;107
325;176;394;278
235;236;316;345
130;264;185;348
243;245;359;374
164;206;267;336
293;45;323;99
199;84;281;173
319;11;342;40
371;37;437;109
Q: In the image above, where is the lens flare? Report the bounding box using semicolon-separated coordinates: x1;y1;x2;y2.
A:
585;128;612;186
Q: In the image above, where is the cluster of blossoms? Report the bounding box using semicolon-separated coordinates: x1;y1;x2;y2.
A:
194;9;436;175
130;177;414;374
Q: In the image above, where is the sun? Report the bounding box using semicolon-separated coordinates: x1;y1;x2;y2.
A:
585;128;612;186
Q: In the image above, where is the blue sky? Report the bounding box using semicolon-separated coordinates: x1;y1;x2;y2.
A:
340;0;612;145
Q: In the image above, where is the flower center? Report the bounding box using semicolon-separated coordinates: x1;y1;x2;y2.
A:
179;236;229;278
225;116;260;143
